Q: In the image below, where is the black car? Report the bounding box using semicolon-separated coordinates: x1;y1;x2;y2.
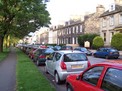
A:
74;47;92;56
33;48;54;66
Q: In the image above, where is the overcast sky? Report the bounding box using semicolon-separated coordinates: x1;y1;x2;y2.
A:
46;0;114;25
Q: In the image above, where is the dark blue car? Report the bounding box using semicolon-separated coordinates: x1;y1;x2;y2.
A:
93;47;119;59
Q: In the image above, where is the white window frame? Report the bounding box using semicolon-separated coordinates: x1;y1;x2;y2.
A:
102;18;107;27
109;15;114;26
119;14;122;24
80;25;82;32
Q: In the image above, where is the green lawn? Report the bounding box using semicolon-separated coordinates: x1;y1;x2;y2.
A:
0;48;9;62
16;49;55;91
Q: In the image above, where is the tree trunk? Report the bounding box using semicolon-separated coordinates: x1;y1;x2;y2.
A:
0;36;4;52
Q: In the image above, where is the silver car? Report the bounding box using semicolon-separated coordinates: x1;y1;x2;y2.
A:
45;50;91;84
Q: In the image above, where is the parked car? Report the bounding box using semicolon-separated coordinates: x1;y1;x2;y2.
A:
66;60;122;91
45;50;91;84
93;47;119;59
33;48;54;66
53;45;61;51
74;47;92;56
60;46;73;50
28;47;37;59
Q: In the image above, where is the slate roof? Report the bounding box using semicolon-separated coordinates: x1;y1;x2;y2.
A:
100;4;122;17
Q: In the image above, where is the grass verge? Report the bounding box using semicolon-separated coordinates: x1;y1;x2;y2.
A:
0;48;10;62
16;49;56;91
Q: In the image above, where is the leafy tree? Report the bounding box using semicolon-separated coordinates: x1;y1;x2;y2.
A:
111;33;122;50
78;35;84;46
92;36;104;49
0;0;51;52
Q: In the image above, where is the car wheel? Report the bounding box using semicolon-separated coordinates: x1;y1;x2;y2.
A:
105;55;109;59
94;53;97;57
67;85;73;91
114;57;118;59
36;60;40;66
55;72;61;84
45;66;49;74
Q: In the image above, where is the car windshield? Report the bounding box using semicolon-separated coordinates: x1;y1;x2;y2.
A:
44;48;54;54
64;53;88;62
81;48;87;51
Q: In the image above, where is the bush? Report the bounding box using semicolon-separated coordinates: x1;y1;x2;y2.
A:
111;33;122;50
92;36;104;49
78;34;98;47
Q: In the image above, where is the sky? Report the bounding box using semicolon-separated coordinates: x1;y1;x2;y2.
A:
46;0;114;25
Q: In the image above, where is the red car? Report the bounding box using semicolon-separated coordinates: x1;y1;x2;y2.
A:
66;60;122;91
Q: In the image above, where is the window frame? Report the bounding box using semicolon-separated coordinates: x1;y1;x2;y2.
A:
101;67;122;91
81;66;104;86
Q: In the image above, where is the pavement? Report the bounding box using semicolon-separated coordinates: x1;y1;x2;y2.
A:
0;47;16;91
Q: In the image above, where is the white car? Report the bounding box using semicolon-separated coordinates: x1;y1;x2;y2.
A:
45;50;91;84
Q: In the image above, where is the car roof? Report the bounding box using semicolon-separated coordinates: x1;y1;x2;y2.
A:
100;47;117;50
56;50;84;54
93;60;122;69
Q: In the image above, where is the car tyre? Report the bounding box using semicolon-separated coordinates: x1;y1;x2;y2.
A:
36;60;40;66
93;53;97;57
67;84;73;91
45;66;49;74
114;57;118;59
105;55;109;59
55;72;61;84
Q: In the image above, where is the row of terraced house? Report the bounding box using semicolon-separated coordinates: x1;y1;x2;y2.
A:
23;0;122;47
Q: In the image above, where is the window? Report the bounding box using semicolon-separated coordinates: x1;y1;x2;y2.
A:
102;18;107;27
64;53;88;62
55;53;61;61
104;33;106;42
110;32;114;42
119;14;122;24
79;25;82;32
109;15;114;26
101;68;122;91
76;26;78;33
82;66;104;86
69;28;71;34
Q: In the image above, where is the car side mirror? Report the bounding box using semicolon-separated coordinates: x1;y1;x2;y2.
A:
47;57;50;60
76;75;81;80
47;57;53;60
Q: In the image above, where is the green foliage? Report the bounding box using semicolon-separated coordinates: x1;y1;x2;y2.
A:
0;0;51;52
16;49;55;91
111;33;122;50
92;36;104;49
78;34;98;47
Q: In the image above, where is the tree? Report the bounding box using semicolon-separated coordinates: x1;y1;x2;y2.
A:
111;33;122;50
0;0;51;52
92;36;104;49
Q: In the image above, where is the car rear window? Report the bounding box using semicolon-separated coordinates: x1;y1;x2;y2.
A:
64;53;88;62
109;49;118;52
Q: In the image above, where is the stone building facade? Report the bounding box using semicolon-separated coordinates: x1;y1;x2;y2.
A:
84;5;105;34
57;19;84;45
100;0;122;46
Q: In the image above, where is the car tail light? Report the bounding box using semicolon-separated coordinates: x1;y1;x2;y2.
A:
60;61;67;70
39;55;46;58
88;61;91;67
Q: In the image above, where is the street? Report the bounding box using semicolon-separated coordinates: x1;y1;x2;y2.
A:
37;55;122;91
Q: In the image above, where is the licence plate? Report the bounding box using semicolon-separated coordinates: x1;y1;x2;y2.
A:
71;64;84;69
